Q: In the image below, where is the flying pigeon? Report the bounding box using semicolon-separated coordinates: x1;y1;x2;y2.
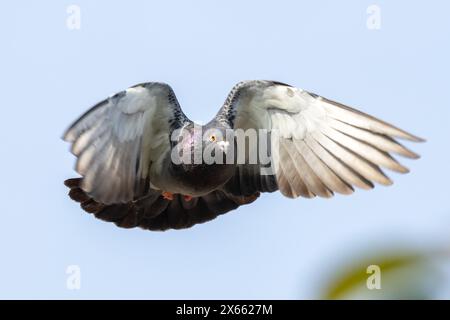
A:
63;80;423;231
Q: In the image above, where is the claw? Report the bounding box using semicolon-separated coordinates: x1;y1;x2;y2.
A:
162;191;174;201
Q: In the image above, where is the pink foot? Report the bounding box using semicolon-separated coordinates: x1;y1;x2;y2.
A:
162;191;174;201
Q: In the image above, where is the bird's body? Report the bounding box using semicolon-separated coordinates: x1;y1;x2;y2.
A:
63;80;423;231
155;124;236;197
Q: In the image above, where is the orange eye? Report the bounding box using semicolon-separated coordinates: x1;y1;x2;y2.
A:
210;135;216;142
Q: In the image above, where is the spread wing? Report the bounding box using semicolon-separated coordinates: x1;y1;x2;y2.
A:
219;80;424;198
63;82;189;205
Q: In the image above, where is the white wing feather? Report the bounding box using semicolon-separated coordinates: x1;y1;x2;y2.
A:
231;82;423;198
63;83;181;204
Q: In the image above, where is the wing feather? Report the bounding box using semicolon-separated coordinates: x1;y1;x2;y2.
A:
218;80;423;199
327;118;420;159
294;139;354;195
64;82;188;204
319;125;409;173
320;97;424;142
279;139;314;198
282;139;333;198
304;135;374;190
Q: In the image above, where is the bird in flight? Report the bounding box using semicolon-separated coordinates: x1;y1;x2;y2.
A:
63;80;423;231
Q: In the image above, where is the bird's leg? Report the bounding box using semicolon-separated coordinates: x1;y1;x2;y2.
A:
162;191;174;201
183;195;193;202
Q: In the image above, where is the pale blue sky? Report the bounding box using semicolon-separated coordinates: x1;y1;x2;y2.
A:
0;0;449;299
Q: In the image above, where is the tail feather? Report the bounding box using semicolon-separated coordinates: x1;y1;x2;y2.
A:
64;178;259;231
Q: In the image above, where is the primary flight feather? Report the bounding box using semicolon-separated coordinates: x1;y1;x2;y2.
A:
63;80;423;231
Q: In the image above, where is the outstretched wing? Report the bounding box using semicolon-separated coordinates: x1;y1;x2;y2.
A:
219;80;423;198
63;82;189;204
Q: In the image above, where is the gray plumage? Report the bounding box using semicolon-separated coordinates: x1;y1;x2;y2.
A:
63;80;423;231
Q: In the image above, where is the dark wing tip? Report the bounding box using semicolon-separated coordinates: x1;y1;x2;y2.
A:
64;178;81;188
411;135;426;143
268;80;293;87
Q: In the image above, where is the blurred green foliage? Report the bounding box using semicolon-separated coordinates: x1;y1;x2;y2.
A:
320;250;444;299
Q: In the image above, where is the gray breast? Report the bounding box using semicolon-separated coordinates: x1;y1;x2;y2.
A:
168;162;236;196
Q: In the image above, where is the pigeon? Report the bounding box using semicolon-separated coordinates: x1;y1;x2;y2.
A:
63;80;424;231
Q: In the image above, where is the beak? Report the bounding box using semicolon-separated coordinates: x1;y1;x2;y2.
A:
217;141;230;152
